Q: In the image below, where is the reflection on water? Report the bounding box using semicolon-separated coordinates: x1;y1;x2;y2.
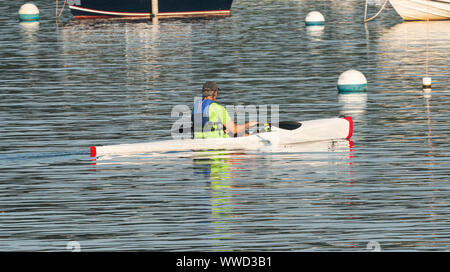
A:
194;151;235;181
19;22;39;43
188;140;355;250
377;21;450;89
422;88;434;156
306;25;325;41
339;93;368;117
193;151;236;247
1;0;450;251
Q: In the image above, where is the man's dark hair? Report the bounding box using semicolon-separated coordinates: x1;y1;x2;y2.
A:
202;82;219;98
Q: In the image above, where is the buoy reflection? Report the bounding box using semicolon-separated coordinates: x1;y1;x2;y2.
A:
339;93;368;117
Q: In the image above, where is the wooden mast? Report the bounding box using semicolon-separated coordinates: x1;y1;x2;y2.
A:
151;0;159;17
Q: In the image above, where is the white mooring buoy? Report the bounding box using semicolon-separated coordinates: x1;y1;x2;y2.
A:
18;3;40;22
422;77;432;89
337;70;367;94
305;11;325;26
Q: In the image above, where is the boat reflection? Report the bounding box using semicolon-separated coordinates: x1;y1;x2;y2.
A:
191;139;355;177
90;138;355;249
191;139;355;248
192;150;242;181
192;150;240;246
60;19;192;91
376;21;450;89
379;21;450;50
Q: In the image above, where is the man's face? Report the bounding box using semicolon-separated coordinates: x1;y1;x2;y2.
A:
213;90;218;101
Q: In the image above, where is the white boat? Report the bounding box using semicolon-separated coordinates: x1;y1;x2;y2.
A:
389;0;450;20
90;117;353;157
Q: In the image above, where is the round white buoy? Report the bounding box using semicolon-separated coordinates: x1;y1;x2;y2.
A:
305;11;325;26
18;3;40;22
337;70;367;93
422;77;432;89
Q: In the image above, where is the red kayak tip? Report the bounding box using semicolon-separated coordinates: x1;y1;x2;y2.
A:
344;116;353;140
90;146;97;157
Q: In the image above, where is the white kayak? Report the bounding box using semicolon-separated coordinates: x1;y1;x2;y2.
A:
90;116;353;157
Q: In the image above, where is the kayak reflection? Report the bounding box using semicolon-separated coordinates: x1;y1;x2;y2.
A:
191;140;355;248
193;150;250;182
192;150;244;246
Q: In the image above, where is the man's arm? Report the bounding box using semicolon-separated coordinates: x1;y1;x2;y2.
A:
214;103;257;136
224;119;258;136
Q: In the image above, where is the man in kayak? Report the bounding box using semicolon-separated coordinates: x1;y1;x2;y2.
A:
192;82;258;138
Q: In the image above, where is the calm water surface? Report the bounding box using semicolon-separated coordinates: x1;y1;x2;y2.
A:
0;0;449;251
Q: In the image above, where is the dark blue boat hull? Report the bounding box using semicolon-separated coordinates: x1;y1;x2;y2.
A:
68;0;234;19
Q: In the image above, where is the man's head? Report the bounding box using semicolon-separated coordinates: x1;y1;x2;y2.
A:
202;82;219;100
